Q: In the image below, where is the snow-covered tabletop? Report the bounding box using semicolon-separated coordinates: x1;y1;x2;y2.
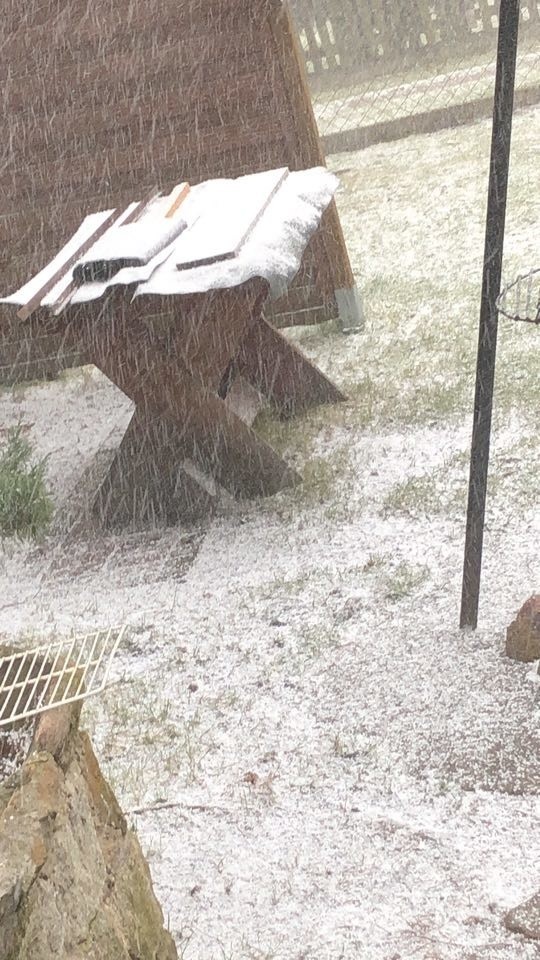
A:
2;168;338;310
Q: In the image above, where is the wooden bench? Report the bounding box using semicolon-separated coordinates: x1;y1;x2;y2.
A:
70;280;344;525
3;170;347;526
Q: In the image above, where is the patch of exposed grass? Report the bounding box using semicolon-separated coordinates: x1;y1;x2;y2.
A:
277;276;481;436
259;274;486;464
382;424;537;522
296;455;336;503
362;552;387;572
258;271;537;522
255;407;360;519
383;454;468;517
488;430;539;512
338;276;479;428
269;621;340;677
299;623;337;660
254;407;336;460
345;373;470;428
383;474;438;516
383;562;430;602
0;425;53;539
494;323;540;418
87;673;217;805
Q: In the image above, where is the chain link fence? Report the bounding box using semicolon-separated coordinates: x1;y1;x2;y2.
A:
286;0;540;315
289;1;540;150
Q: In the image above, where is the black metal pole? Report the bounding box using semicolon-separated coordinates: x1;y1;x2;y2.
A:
460;0;520;630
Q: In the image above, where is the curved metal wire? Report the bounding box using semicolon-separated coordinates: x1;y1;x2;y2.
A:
497;268;540;324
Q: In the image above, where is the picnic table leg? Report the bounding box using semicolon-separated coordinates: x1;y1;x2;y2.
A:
236;314;347;417
68;298;300;524
93;408;215;527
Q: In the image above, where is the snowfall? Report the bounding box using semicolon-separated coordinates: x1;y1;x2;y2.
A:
0;104;539;960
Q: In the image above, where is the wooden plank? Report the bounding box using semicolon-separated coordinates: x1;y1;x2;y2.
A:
69;291;301;499
16;208;122;322
49;187;161;315
121;188;162;225
16;188;158;321
237;314;347;415
165;183;190;218
93;409;215;527
175;169;289;270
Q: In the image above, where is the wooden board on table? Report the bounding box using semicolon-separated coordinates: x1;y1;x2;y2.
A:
175;167;289;271
22;187;160;319
16;208;121;322
165;182;190;218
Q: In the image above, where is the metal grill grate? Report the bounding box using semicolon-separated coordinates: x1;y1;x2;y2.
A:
0;627;125;727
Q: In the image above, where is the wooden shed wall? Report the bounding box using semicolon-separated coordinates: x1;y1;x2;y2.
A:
0;0;353;379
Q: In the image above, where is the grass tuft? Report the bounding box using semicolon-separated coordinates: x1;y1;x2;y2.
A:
383;562;429;601
0;426;53;539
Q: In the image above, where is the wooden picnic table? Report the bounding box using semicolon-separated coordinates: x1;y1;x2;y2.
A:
54;279;345;526
3;168;347;526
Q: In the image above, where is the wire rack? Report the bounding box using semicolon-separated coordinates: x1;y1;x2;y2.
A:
0;627;125;727
497;268;540;324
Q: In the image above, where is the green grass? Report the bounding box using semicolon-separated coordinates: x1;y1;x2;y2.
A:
381;426;538;521
0;426;53;539
383;562;430;602
494;324;540;419
274;275;482;431
254;406;360;519
383;453;469;518
87;671;218;805
383;473;442;517
255;248;538;528
486;431;539;512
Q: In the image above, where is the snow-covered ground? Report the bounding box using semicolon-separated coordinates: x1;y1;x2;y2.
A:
1;106;539;959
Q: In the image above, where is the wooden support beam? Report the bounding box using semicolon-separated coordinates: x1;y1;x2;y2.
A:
237;315;347;416
93;409;215;527
134;278;270;395
70;293;300;505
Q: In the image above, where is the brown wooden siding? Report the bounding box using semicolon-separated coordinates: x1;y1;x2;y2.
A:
1;0;353;363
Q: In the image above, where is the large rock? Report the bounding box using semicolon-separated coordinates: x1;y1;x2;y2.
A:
506;595;540;663
505;890;540;940
0;706;177;960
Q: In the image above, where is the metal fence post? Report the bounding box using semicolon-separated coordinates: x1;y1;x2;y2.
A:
459;0;521;629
